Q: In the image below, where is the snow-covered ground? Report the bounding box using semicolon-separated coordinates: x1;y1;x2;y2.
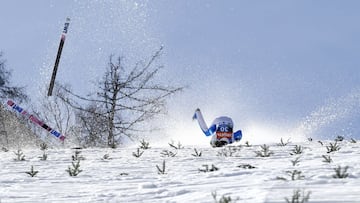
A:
0;140;359;203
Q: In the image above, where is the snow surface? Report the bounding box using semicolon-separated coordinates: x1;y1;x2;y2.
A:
0;140;360;203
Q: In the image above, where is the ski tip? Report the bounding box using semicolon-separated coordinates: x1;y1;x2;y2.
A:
7;100;14;106
59;135;66;141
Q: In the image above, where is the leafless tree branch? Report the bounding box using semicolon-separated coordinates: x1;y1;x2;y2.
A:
58;47;182;147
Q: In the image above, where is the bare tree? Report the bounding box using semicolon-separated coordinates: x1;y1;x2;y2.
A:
30;85;77;145
0;52;28;148
0;52;28;102
60;47;183;147
75;102;108;146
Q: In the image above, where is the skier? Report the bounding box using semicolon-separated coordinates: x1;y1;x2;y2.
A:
193;108;242;147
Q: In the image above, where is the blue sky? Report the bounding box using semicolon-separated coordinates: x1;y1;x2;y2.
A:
1;1;360;142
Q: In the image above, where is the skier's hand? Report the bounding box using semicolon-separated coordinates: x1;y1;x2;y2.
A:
192;108;201;120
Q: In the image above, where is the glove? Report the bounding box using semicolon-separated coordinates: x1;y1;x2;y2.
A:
233;130;242;141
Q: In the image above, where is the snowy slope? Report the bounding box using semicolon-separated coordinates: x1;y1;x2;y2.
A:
0;140;359;203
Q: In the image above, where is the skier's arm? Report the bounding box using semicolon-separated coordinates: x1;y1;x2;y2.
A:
193;108;216;136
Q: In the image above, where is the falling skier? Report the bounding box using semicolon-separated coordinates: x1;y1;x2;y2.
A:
193;108;242;147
